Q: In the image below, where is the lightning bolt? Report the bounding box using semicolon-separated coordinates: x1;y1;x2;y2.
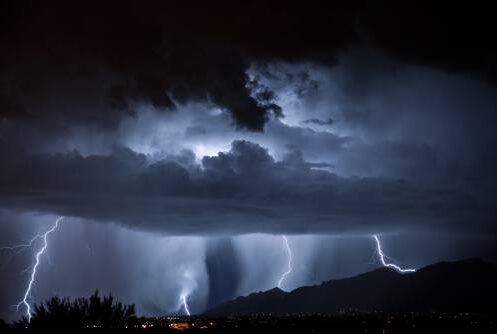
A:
180;293;191;316
277;235;293;289
177;269;196;316
372;234;415;273
15;217;64;321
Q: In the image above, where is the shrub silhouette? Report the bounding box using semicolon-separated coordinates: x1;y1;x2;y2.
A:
16;290;136;329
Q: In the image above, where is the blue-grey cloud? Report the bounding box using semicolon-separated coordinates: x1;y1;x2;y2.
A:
0;140;495;235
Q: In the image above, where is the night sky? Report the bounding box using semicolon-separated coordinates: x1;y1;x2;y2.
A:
1;0;497;321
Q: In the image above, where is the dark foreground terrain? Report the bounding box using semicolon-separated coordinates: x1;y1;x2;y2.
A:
2;259;496;333
209;259;497;315
2;313;496;333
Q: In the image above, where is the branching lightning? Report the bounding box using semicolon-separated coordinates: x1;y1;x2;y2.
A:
14;217;64;321
0;235;44;254
277;235;293;289
372;234;415;273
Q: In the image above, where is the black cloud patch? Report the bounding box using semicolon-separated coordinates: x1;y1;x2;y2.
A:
360;0;497;80
0;141;494;235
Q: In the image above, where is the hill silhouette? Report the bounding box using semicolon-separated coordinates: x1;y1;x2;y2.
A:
13;290;136;330
207;259;497;315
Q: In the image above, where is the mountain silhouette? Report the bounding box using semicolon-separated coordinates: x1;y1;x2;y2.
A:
207;259;497;315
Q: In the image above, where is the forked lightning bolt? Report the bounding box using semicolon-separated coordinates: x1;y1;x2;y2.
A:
373;235;415;273
277;235;293;289
15;217;64;321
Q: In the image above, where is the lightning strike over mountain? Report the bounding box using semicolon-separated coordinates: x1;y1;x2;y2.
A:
373;235;415;273
277;235;293;289
16;217;64;321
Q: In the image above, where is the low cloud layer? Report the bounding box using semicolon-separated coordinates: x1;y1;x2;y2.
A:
1;140;495;235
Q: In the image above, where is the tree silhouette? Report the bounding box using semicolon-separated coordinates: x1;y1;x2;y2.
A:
15;291;136;330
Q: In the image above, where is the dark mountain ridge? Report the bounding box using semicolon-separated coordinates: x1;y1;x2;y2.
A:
207;259;497;315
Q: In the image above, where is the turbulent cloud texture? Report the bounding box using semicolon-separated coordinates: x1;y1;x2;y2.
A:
2;0;496;132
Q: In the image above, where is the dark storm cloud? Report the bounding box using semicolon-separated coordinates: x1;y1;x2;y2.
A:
2;0;496;134
0;0;496;234
0;0;357;132
0;140;495;235
359;0;497;80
